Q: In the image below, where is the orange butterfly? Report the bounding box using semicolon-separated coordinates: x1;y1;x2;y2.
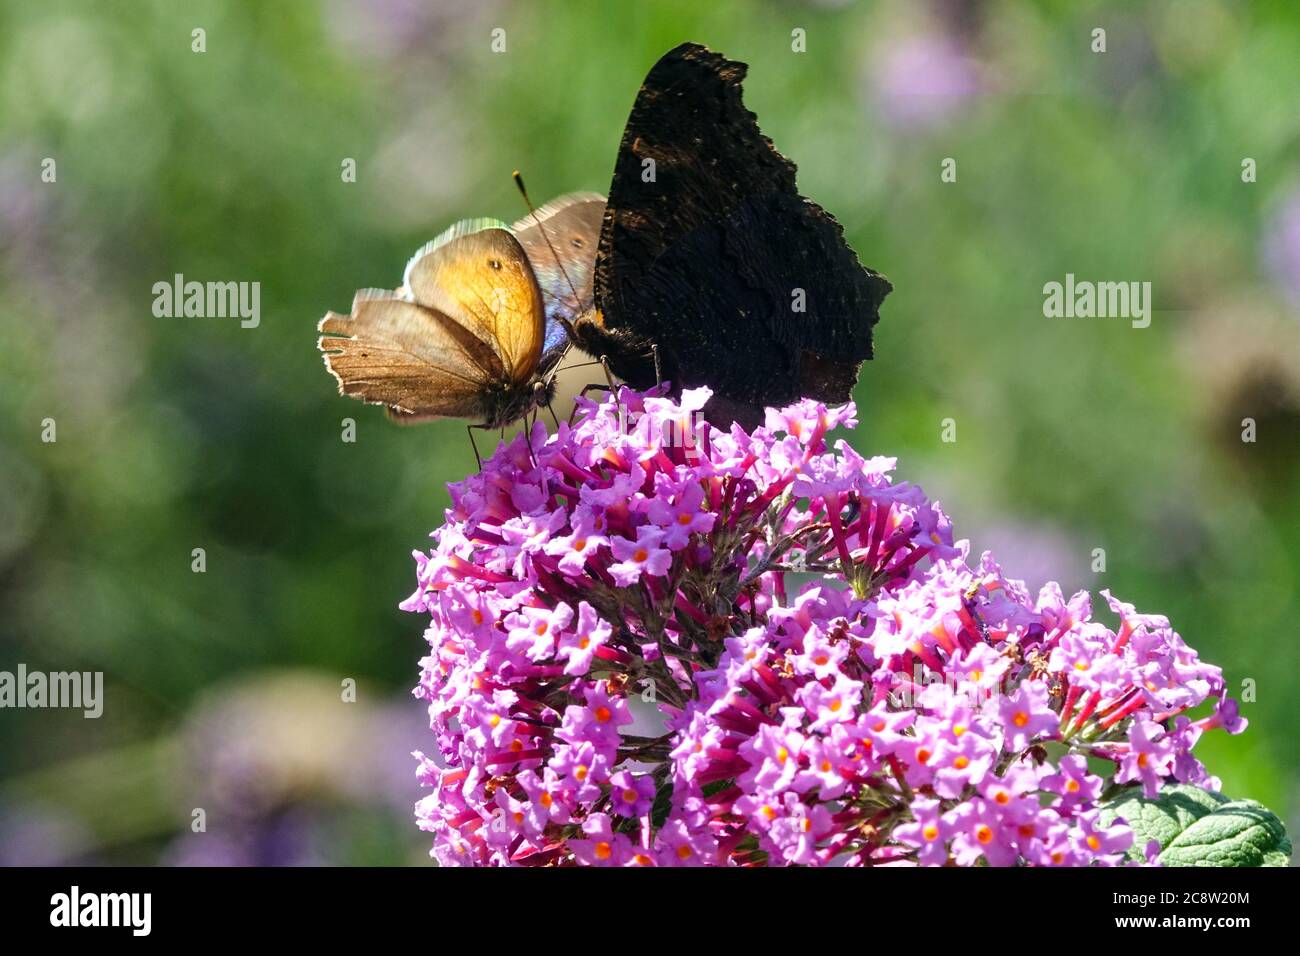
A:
318;194;603;430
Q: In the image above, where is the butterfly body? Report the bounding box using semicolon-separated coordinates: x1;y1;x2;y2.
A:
476;375;556;432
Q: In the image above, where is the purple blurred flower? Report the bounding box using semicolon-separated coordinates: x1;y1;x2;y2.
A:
971;519;1087;593
1263;188;1300;310
164;811;326;867
0;805;93;866
323;0;503;61
868;32;981;130
0;149;57;280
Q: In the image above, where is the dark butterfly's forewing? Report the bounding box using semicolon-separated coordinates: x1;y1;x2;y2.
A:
510;194;605;371
590;42;891;420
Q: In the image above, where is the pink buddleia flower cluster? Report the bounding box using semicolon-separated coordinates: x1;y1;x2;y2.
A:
402;387;1247;866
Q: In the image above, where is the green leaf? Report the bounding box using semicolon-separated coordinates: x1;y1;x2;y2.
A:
1099;784;1228;861
1159;800;1292;867
1098;784;1291;867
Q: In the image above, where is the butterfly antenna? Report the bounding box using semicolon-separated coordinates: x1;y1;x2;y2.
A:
513;170;584;319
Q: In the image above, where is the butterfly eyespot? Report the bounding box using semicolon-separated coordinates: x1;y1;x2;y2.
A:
571;237;584;249
488;258;502;270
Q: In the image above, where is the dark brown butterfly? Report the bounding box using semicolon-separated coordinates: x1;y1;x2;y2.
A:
569;42;892;428
318;195;604;430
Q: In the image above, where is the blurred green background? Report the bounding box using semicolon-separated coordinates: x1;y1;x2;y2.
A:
2;0;1298;865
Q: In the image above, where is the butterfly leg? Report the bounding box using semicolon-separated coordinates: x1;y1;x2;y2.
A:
524;410;539;468
569;382;612;424
651;344;662;389
466;424;483;470
576;383;613;401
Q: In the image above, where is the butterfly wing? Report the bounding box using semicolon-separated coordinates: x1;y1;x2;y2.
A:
317;290;502;420
510;193;605;370
592;42;891;414
403;222;547;385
